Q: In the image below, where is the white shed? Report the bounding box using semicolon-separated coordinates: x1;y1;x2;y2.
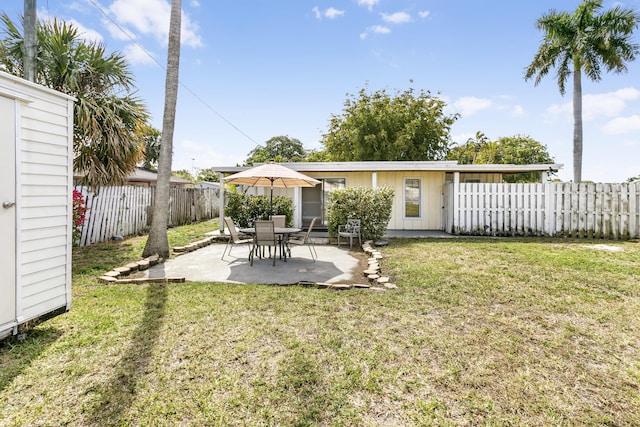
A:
0;71;75;340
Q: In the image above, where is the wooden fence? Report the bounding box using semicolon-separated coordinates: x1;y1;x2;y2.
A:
74;185;219;246
444;182;640;239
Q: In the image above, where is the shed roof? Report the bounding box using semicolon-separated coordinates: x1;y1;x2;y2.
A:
213;161;563;174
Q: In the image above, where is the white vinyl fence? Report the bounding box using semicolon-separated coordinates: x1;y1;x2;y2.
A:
444;182;640;239
74;185;219;246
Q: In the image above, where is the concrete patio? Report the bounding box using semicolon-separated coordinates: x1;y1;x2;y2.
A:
133;241;363;285
126;229;452;285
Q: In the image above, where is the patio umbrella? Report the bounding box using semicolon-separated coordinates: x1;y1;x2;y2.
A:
224;163;320;215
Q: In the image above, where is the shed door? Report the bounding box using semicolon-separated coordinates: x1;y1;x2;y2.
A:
0;96;16;326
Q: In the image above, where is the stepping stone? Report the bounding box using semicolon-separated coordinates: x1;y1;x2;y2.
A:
316;283;331;289
376;276;390;284
125;263;139;271
353;283;371;289
363;269;378;276
104;270;120;277
367;274;380;281
330;284;352;290
99;276;118;283
137;259;150;270
384;283;398;289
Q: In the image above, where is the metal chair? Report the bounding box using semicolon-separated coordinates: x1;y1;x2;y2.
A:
269;215;286;228
287;217;318;262
251;220;277;266
338;218;361;249
221;217;253;259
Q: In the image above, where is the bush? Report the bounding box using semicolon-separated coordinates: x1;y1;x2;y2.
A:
327;186;394;241
225;192;294;228
72;189;88;246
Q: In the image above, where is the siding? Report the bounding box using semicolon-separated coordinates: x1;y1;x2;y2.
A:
301;170;445;230
8;74;74;322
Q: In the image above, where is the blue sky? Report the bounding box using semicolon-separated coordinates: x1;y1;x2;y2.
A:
3;0;640;182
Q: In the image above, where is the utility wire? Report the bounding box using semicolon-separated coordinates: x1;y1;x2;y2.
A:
85;0;260;146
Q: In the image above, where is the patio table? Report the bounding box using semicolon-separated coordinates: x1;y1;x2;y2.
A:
240;227;301;262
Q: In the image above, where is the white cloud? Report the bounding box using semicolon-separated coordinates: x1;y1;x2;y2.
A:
190;0;200;6
326;7;345;19
358;0;379;11
511;105;525;118
381;11;412;24
122;43;156;65
602;114;640;134
454;97;493;116
38;8;104;43
108;0;202;48
69;19;105;43
313;6;345;19
546;87;640;121
360;25;391;39
418;11;430;19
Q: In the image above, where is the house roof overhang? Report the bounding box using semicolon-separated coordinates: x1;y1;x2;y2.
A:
213;161;563;175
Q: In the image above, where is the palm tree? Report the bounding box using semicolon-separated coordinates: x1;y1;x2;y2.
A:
525;0;639;183
142;0;182;259
0;13;148;188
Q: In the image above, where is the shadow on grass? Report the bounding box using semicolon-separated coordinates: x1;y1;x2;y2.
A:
0;328;64;392
85;283;168;425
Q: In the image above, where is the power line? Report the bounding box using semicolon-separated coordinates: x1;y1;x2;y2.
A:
85;0;260;146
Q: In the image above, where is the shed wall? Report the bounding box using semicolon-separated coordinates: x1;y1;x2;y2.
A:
0;72;74;331
19;85;74;320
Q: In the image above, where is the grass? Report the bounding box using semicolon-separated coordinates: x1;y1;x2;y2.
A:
1;221;639;425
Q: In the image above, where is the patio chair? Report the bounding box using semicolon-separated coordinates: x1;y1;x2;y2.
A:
221;217;253;260
287;217;318;262
338;218;361;249
269;215;286;228
251;220;277;266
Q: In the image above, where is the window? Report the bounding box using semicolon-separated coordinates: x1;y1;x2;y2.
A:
404;178;421;218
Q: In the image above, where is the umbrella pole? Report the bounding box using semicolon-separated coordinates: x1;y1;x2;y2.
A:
270;180;274;217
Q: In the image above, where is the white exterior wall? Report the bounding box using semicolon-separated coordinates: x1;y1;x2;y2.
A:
304;170;445;230
0;72;74;338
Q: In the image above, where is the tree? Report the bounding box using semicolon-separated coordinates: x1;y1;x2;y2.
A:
140;125;162;170
0;13;149;188
196;167;220;183
449;134;555;183
245;135;307;165
172;169;194;182
525;0;639;183
321;85;458;161
143;0;181;259
447;131;491;164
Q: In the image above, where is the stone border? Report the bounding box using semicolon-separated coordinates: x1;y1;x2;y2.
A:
97;236;398;290
301;240;398;291
97;254;181;284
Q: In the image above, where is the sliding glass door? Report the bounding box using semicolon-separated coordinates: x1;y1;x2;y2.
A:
301;178;346;226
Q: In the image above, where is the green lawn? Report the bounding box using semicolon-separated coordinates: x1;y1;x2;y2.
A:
1;222;639;426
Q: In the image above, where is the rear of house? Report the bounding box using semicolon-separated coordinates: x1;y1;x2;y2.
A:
0;71;75;340
216;161;561;231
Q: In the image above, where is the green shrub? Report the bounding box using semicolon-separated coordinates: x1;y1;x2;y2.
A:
225;192;294;228
327;186;394;241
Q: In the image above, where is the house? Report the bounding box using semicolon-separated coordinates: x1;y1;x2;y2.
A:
214;161;562;231
1;71;75;340
195;180;221;196
74;167;193;188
